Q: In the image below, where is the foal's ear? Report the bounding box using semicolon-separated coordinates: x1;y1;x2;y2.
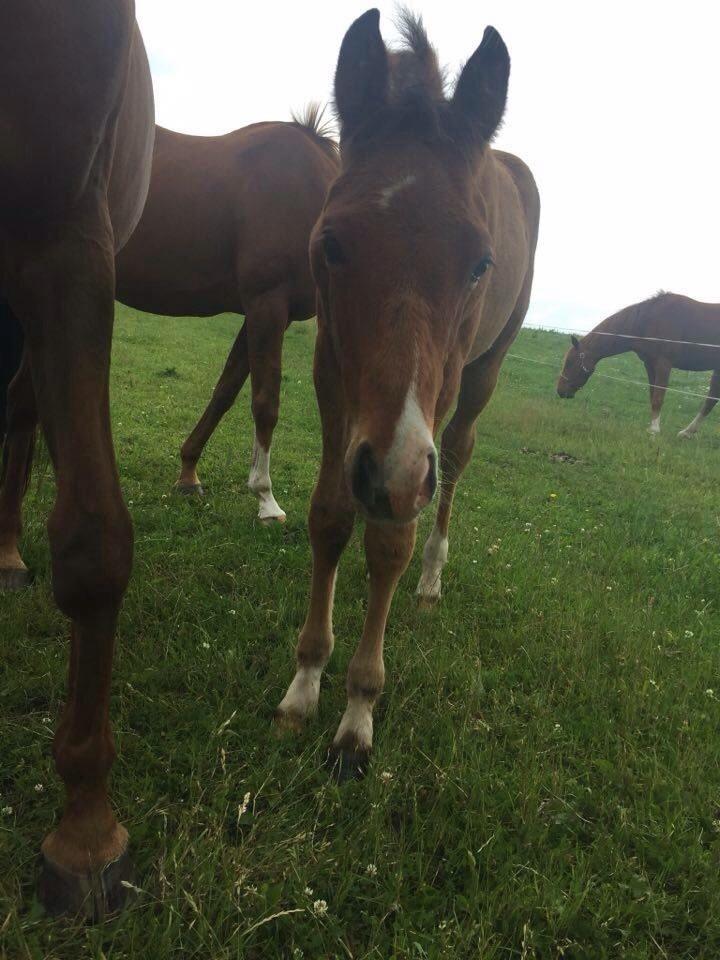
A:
453;26;510;144
335;9;389;137
571;335;580;349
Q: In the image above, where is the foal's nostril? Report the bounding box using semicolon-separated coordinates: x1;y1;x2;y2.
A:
351;441;379;510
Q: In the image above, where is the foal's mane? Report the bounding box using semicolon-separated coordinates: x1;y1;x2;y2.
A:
291;102;339;157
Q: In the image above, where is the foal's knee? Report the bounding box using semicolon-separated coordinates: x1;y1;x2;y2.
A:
48;495;133;619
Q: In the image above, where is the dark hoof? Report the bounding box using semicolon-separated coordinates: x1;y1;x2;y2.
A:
326;743;370;783
174;482;204;497
0;566;32;591
38;848;135;921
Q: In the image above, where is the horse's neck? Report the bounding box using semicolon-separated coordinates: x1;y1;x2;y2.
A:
583;305;640;361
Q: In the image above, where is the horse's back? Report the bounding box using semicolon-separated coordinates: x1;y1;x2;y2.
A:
0;0;152;242
644;294;720;370
116;121;338;317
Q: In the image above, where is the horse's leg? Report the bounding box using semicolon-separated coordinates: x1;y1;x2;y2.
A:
644;358;670;434
246;292;288;523
177;321;249;494
9;217;134;919
0;355;37;590
275;333;355;729
416;351;503;605
678;369;720;438
328;519;416;780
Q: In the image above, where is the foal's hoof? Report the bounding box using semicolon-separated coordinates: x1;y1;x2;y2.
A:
259;512;286;527
38;848;134;920
677;429;696;440
417;593;440;611
326;741;370;783
273;708;305;736
0;566;32;591
174;482;205;497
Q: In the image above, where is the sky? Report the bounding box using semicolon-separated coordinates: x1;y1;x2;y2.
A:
136;1;720;334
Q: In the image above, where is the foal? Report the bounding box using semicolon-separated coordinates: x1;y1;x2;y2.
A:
0;1;154;916
275;10;540;776
557;293;720;437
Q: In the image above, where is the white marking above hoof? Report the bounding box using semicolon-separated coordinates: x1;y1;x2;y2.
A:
276;665;323;723
416;526;448;603
648;417;661;435
333;697;374;753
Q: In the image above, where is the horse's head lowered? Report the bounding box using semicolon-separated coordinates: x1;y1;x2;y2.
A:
557;335;595;398
311;9;511;524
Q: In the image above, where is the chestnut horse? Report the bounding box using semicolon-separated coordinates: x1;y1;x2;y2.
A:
0;1;154;917
116;112;339;521
275;10;540;777
557;293;720;437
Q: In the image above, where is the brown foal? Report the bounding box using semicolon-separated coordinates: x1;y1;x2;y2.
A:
557;293;720;437
275;10;540;777
116;113;339;521
0;1;154;917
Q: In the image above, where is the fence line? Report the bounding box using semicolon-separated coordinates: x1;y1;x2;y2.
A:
506;352;718;403
532;327;720;351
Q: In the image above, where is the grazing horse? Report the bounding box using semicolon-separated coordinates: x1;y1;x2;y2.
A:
275;10;540;777
116;112;339;521
0;0;154;917
557;293;720;438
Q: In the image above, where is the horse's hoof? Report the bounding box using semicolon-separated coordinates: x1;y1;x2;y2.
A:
677;430;695;440
174;482;204;497
417;593;440;611
38;847;134;921
326;742;370;783
259;513;286;526
0;566;32;591
273;708;305;736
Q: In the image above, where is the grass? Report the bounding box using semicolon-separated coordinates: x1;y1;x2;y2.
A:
1;306;720;959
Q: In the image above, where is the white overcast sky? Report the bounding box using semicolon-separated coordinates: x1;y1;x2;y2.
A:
136;1;720;333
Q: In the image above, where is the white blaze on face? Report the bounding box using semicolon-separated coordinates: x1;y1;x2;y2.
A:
384;375;435;499
247;433;286;521
378;174;416;209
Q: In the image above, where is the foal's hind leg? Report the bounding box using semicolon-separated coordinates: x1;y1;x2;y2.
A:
8;216;134;918
416;351;503;605
678;370;720;439
246;292;289;523
177;321;250;494
0;355;37;589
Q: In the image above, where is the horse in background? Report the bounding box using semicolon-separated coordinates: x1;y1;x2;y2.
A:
0;0;154;917
275;9;540;778
557;293;720;437
116;108;339;522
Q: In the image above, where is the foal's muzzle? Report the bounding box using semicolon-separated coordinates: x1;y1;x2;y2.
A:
350;441;437;524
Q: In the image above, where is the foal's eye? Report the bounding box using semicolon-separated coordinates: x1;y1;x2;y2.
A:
322;231;346;266
470;256;494;285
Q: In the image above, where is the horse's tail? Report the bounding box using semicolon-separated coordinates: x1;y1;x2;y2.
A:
0;298;24;447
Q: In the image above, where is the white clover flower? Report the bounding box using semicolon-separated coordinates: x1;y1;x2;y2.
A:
705;689;715;698
304;886;314;897
34;783;44;793
365;863;378;876
312;899;328;917
2;806;12;815
685;630;694;639
202;642;210;650
380;771;394;783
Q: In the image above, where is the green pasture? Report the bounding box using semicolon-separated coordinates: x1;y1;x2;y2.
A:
1;306;719;958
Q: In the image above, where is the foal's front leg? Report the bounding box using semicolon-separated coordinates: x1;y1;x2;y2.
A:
329;519;416;780
275;457;355;729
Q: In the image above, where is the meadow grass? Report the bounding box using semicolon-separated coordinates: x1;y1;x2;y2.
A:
1;306;719;959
